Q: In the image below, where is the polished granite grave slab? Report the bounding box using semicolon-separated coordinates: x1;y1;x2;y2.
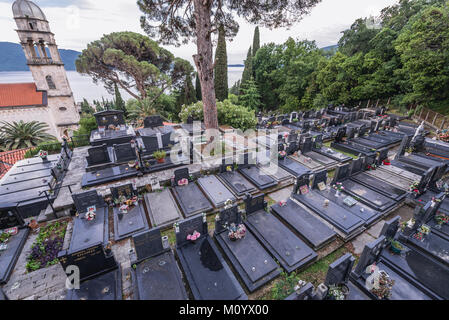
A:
59;243;122;300
278;157;312;177
144;189;182;228
365;169;414;190
238;165;277;190
214;205;280;292
244;195;317;273
271;199;336;249
350;172;407;201
258;164;294;183
131;229;187;300
292;191;365;239
197;175;236;208
0;228;29;284
176;216;247;300
218;170;257;197
81;164;139;188
172;183;213;217
287;154;324;171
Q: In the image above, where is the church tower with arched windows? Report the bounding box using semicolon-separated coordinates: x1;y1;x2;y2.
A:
10;0;79;138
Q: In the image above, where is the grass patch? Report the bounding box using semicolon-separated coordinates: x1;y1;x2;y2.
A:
26;220;68;273
262;246;350;300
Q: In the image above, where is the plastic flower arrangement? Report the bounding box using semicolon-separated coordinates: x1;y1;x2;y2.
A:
333;182;344;192
279;200;287;207
226;165;233;172
382;159;391;166
85;211;96;221
227;223;246;241
327;285;346;300
366;163;377;170
178;178;189;186
278;151;287;159
187;231;201;242
38;150;48;159
435;213;449;225
119;204;129;214
409;181;420;194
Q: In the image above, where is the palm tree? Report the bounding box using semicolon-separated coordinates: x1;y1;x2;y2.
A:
0;120;56;151
126;98;157;126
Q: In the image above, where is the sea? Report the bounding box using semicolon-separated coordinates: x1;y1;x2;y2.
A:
0;67;244;103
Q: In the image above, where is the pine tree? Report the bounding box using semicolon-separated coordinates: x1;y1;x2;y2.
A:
114;83;127;116
214;25;229;101
239;77;261;111
240;47;253;92
195;72;202;101
253;26;260;57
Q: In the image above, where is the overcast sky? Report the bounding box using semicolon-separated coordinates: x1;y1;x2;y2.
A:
1;0;398;65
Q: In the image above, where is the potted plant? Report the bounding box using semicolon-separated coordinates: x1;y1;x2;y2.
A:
153;150;166;164
327;284;349;300
390;239;404;255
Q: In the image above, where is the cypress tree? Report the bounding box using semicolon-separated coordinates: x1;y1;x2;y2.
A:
114;83;127;116
253;26;260;57
214;25;229;101
240;47;253;92
195;72;202;101
177;73;197;107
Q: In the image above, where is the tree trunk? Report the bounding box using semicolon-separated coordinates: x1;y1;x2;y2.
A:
192;0;218;131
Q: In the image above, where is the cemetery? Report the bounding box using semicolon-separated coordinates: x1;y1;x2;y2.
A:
1;105;449;301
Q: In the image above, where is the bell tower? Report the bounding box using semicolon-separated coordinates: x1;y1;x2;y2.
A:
12;0;79;138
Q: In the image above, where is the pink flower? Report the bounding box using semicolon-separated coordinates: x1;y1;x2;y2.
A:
187;231;201;241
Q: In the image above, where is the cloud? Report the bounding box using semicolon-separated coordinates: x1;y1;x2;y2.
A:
1;0;399;65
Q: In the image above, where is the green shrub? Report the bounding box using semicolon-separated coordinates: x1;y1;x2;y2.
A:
179;99;257;131
24;141;63;159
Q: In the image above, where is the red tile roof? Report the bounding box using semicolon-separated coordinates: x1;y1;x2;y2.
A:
0;83;46;108
0;148;30;179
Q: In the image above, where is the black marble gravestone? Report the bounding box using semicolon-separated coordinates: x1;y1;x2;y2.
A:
292;174;365;239
214;204;280;292
271;199;336;250
58;243;122;300
238;153;277;190
197;175;237;208
350;236;438;300
131;228;187;300
111;184;149;241
113;143;137;163
175;215;247;300
143;115;164;128
244;194;317;273
86;144;112;168
218;164;257;197
94;110;125;128
141;135;159;155
171;168;213;217
0;204;29;284
325;253;355;287
69;191;109;252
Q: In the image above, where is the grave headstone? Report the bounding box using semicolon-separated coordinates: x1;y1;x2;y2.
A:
0;205;24;230
143;115;164;128
244;194;266;215
175;215;208;248
350;157;364;175
72;190;105;214
87;144;110;166
174;168;190;185
141;136;160;154
58;243;117;281
111;184;135;200
325;253;355;286
312;170;327;189
380;216;400;240
352;236;387;277
333;163;351;183
113;143;136;162
94;110;125;128
215;205;241;234
133;228;166;261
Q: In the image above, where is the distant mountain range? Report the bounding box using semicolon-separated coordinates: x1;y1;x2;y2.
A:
0;42;80;72
0;41;337;72
321;44;338;52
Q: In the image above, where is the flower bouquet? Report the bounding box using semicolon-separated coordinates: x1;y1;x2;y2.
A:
382;158;391;166
226;165;233;172
278;150;287;160
327;284;349;300
38;150;48;160
366;163;377;170
178;178;189;186
409;181;420;195
85;211;96;221
119;204;129;214
187;231;201;242
435;213;449;226
227;223;246;241
279;200;287;207
333;182;344;196
371;271;395;300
